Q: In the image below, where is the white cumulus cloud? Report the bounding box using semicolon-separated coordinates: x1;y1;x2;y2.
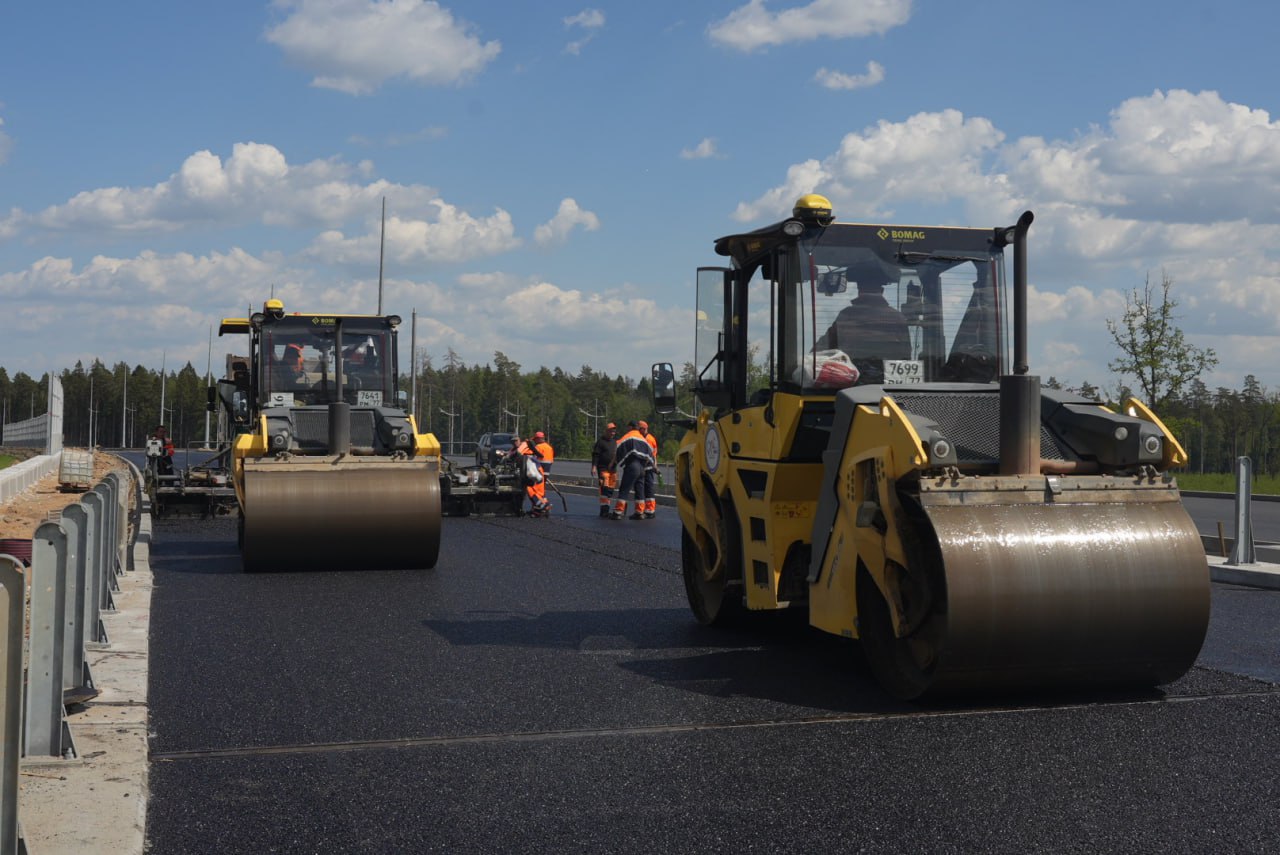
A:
308;201;522;265
6;142;441;238
564;8;605;54
265;0;501;95
709;0;912;51
680;138;721;160
733;108;1004;222
564;9;604;28
533;198;600;246
815;61;885;91
1005;89;1280;224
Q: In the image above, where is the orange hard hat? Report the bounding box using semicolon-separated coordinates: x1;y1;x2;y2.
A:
606;422;616;430
534;431;545;440
637;420;648;430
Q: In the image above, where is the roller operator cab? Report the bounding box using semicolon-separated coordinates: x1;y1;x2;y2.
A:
215;299;442;572
654;194;1209;699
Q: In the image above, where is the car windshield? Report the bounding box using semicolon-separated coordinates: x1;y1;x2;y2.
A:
491;434;514;447
778;228;1007;392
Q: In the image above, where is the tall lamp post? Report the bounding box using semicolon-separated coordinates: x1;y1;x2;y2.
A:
578;399;606;445
503;404;524;436
439;406;458;457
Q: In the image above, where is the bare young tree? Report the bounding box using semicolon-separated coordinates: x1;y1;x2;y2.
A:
1106;271;1217;410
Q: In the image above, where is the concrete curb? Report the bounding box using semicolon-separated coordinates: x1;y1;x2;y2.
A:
1208;555;1280;590
1181;489;1280;503
18;467;150;855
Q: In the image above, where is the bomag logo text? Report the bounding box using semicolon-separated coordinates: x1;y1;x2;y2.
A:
878;228;926;241
311;317;336;326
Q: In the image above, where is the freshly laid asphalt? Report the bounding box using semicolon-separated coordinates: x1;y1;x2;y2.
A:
145;492;1280;854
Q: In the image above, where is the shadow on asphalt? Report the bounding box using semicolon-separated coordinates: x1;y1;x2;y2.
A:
423;604;1258;717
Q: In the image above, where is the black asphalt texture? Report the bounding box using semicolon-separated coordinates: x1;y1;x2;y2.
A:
146;492;1280;854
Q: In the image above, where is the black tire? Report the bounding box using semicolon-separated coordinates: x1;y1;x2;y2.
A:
682;528;745;626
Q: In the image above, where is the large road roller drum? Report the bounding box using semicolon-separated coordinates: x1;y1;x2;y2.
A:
856;488;1210;699
240;456;441;573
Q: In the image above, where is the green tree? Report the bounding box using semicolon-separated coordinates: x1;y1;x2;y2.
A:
1106;271;1217;410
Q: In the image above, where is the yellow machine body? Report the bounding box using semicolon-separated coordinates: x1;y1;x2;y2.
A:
665;201;1209;699
216;301;442;572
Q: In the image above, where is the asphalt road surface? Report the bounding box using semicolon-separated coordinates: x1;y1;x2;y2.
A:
141;487;1280;854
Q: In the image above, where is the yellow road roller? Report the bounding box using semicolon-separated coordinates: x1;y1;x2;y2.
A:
214;299;441;572
652;195;1209;699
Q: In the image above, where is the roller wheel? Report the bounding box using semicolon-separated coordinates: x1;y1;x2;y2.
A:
682;528;744;626
855;496;947;700
856;563;943;700
856;491;1209;699
240;515;266;574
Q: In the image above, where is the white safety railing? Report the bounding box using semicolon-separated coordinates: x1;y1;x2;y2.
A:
0;454;63;504
0;468;133;854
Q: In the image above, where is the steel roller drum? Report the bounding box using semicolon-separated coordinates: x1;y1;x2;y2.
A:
914;498;1210;695
241;457;441;572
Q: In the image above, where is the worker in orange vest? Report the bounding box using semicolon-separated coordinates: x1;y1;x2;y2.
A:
638;421;659;518
523;430;555;517
611;422;656;520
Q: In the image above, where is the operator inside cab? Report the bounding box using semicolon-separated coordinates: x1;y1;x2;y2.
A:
813;263;912;386
272;342;307;390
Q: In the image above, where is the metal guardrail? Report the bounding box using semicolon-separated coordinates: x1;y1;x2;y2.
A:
0;469;130;854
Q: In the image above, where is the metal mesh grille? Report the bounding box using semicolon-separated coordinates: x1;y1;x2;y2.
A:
891;391;1066;463
291;409;378;450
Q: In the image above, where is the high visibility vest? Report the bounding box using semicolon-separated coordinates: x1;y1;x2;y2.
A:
615;431;654;468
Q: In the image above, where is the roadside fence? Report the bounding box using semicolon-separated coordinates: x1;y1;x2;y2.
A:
0;468;133;854
0;455;63;505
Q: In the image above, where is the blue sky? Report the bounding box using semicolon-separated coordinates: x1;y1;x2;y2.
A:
2;0;1279;395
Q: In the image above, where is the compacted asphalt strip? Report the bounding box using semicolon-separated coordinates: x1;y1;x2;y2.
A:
136;491;1280;854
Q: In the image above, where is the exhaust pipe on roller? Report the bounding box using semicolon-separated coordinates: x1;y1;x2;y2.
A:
997;210;1038;476
329;320;350;455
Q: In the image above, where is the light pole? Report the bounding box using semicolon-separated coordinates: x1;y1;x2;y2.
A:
578;399;606;443
440;406;458;456
158;351;167;425
503;404;524;436
410;309;418;420
204;325;213;448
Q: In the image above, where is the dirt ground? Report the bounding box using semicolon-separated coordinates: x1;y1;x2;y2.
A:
0;449;132;542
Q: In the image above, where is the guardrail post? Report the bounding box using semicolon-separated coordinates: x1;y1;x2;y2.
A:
93;483;121;593
82;491;114;619
58;505;97;705
106;471;129;574
0;557;24;853
24;521;73;759
79;495;109;646
1228;456;1256;566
